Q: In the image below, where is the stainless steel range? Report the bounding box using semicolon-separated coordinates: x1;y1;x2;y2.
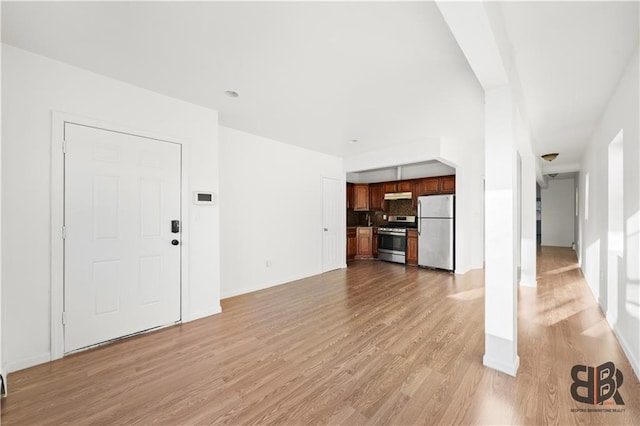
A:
377;215;416;264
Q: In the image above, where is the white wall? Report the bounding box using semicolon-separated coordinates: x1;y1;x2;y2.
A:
579;48;639;378
219;126;344;299
2;45;221;372
541;177;575;247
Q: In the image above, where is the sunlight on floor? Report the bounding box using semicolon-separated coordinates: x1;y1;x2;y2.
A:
537;263;579;278
581;318;611;339
447;287;484;301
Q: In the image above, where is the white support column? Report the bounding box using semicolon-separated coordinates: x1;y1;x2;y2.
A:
484;86;519;376
520;155;537;287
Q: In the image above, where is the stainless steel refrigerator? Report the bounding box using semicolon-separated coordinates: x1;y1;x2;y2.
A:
417;194;455;271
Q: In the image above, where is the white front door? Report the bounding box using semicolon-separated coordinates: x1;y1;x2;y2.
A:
322;177;342;272
64;123;181;352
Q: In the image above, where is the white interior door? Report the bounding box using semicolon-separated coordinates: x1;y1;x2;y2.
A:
64;123;181;352
322;178;342;272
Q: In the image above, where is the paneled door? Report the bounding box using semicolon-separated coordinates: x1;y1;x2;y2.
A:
64;123;181;352
322;177;342;272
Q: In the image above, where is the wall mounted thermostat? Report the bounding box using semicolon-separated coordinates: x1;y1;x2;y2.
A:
193;191;216;206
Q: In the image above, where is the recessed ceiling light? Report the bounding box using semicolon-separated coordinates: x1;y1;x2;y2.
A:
350;139;359;143
224;90;239;98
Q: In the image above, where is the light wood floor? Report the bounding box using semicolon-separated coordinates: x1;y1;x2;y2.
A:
2;247;639;425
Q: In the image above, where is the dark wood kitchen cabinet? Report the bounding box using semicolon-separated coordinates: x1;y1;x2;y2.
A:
372;227;378;258
369;183;386;211
355;227;373;258
353;184;369;211
440;175;456;194
346;183;354;209
412;178;436;208
383;182;395;193
383;180;412;193
398;180;413;192
406;228;418;266
412;175;456;207
414;177;440;196
347;228;357;261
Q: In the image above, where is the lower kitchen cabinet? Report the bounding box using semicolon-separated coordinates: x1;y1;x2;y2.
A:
347;228;357;261
372;227;378;258
356;227;373;258
406;228;418;266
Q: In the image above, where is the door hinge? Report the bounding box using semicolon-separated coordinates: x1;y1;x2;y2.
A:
62;226;67;240
62;312;67;325
62;140;67;154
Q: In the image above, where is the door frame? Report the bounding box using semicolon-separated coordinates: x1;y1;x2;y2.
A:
321;175;347;272
50;112;189;360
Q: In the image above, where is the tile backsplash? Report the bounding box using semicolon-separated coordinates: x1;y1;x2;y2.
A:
387;199;416;216
347;199;417;227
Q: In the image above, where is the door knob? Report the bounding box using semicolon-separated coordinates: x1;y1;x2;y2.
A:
171;239;180;246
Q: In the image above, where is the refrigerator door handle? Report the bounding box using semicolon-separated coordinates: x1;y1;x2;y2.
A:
417;200;421;236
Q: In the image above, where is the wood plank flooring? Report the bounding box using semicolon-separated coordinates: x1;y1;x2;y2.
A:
2;247;639;424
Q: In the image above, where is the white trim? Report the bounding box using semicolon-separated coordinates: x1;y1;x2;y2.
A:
189;306;223;322
4;352;52;374
50;111;189;360
50;113;65;361
483;354;520;377
321;175;346;274
611;325;640;381
519;279;538;288
582;267;639;380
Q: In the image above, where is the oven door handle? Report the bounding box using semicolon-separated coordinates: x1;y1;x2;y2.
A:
379;231;406;237
417;200;421;236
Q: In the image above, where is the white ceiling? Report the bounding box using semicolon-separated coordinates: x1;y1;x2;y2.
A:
2;1;479;160
501;1;638;171
2;1;638;173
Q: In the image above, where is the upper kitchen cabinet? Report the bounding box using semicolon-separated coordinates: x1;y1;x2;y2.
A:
383;182;396;193
397;180;413;192
413;176;455;197
415;177;440;196
346;183;354;209
440;175;456;194
383;181;413;193
369;183;386;211
353;184;370;211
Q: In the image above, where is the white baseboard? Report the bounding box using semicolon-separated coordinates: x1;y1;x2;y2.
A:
579;265;640;381
519;279;538;288
612;326;640;381
4;352;52;374
483;354;520;377
187;305;223;322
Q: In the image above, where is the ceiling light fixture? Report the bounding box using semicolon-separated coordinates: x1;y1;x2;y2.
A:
541;152;559;162
224;90;239;98
548;173;558;178
350;139;359;143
